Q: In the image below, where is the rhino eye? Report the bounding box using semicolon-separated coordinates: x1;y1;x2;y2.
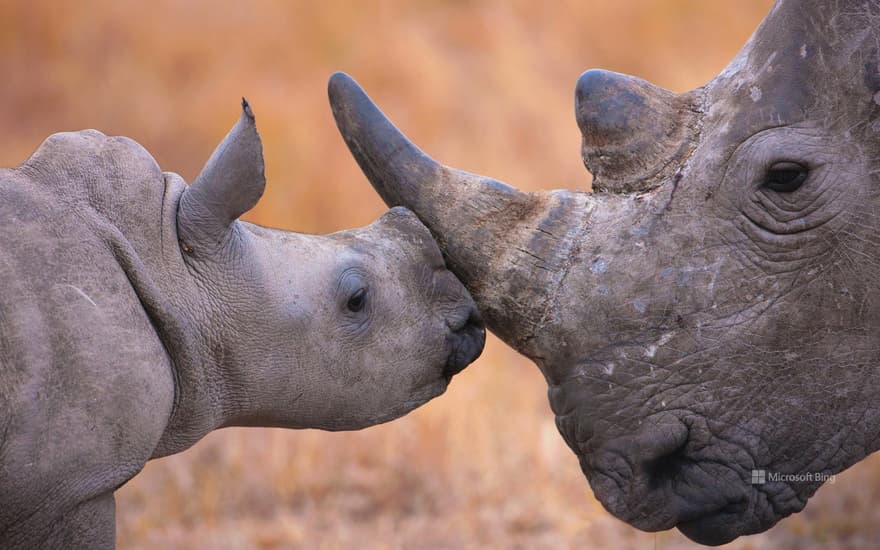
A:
347;288;367;312
763;162;808;192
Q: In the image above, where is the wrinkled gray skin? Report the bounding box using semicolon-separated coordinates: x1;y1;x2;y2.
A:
0;101;484;549
329;0;880;544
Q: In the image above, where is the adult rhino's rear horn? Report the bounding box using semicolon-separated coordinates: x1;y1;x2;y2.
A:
575;69;700;194
178;99;266;255
329;72;589;351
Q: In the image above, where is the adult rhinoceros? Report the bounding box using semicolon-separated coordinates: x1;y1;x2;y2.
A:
329;0;880;544
0;101;485;549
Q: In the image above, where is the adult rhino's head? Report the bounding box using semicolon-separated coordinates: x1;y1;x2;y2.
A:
329;0;880;544
163;101;484;438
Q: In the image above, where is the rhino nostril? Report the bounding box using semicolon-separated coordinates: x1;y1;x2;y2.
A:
597;414;691;494
447;305;483;333
463;307;483;332
645;437;690;491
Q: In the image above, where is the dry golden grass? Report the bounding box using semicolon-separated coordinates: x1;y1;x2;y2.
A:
3;0;880;548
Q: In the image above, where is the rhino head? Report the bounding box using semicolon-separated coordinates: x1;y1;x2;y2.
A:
160;101;486;451
329;0;880;544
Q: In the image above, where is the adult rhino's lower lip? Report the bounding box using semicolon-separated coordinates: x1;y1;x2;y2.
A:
444;309;486;379
676;501;755;546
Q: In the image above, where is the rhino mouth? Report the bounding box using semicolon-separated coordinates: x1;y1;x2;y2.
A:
567;411;807;545
443;307;486;380
675;503;762;547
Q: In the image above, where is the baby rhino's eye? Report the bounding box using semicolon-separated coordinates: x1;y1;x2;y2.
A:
347;288;367;312
763;161;808;193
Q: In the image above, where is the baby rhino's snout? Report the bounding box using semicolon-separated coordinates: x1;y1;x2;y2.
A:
377;207;486;378
444;303;485;379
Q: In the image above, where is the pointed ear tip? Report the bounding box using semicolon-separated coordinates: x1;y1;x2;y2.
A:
240;97;255;120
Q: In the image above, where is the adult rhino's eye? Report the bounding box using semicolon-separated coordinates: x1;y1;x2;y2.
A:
347;288;367;312
763;162;808;192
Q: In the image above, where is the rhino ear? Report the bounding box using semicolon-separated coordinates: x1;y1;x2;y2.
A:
178;98;266;252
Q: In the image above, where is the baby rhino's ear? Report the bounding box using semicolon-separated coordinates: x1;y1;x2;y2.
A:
178;99;266;253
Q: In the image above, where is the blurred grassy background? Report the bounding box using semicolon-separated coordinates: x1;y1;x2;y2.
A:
4;0;880;548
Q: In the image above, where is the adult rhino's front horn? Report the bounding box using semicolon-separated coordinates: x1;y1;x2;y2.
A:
331;0;880;545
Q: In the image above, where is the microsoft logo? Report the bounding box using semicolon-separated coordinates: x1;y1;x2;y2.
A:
751;469;766;485
749;469;835;485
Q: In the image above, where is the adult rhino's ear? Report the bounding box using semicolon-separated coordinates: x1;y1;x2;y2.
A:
178;98;266;254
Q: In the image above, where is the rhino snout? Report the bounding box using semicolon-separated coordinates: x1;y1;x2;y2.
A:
444;304;485;380
371;204;486;379
577;410;787;545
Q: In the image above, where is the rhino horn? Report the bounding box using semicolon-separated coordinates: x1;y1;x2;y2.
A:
575;69;700;193
329;72;590;352
178;99;266;252
576;0;880;195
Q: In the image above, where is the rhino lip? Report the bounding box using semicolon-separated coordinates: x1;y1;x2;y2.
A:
443;309;486;380
580;413;768;544
588;446;752;542
675;500;753;545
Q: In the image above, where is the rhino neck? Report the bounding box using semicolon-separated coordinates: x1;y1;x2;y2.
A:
90;170;243;458
103;172;227;458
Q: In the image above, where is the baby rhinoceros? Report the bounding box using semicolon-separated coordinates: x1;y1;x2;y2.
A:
0;100;485;549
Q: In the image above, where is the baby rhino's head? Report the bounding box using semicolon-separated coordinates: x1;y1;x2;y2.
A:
175;101;484;430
